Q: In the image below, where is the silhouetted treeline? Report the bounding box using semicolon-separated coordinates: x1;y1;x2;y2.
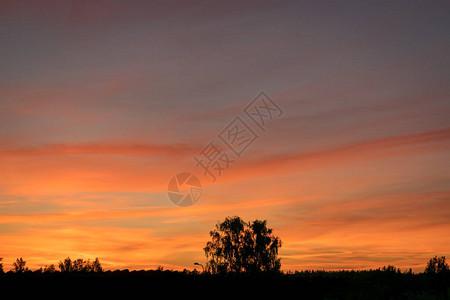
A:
0;257;103;274
0;257;449;299
0;215;448;299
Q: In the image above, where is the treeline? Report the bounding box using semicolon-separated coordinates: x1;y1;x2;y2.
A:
0;255;448;275
0;256;449;299
0;257;102;274
0;260;449;299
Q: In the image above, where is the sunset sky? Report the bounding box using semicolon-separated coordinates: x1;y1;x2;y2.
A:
0;0;449;272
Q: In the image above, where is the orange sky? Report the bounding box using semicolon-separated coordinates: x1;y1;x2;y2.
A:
0;0;449;272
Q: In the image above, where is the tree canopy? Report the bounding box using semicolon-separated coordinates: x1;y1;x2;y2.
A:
12;257;28;273
425;256;449;275
58;257;103;273
204;216;282;273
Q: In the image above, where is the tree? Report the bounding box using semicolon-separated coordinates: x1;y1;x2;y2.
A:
91;258;103;272
12;258;28;273
425;256;449;275
43;264;56;273
58;257;103;273
72;258;85;272
0;257;3;273
381;265;399;273
204;216;282;273
59;257;73;273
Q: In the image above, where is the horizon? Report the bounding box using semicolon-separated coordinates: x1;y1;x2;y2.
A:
0;255;440;274
0;1;449;274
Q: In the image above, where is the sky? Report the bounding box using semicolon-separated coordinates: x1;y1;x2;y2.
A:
0;0;449;272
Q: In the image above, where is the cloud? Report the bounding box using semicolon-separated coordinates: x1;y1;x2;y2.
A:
0;142;199;157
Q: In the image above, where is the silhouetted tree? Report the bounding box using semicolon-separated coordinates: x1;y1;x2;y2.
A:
425;256;449;274
12;258;28;273
59;257;73;273
381;265;399;273
43;264;56;273
72;258;86;272
58;257;103;273
0;257;3;273
91;258;103;272
204;216;282;273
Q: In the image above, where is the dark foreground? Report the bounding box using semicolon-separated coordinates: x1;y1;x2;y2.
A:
1;270;449;299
